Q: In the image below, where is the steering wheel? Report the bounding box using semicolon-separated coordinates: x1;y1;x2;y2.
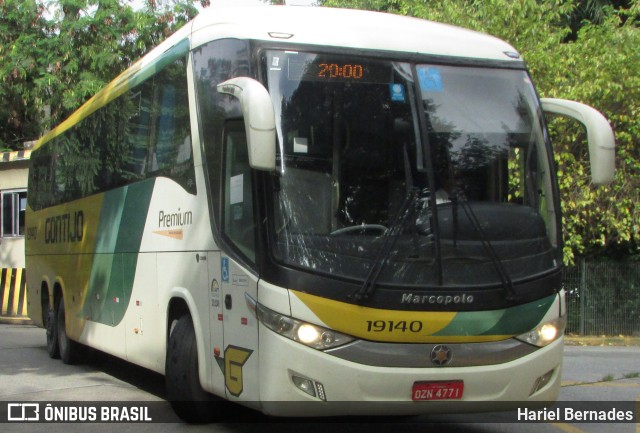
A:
330;224;388;236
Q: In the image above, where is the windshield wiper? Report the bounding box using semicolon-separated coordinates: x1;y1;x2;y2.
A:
349;187;421;302
451;191;518;300
350;141;426;303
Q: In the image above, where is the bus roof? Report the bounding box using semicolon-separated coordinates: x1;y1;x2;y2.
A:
191;6;521;62
34;5;522;151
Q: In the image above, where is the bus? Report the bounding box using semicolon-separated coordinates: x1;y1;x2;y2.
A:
26;4;615;421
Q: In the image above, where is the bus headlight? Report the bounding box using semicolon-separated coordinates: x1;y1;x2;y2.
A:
256;303;355;350
515;315;567;347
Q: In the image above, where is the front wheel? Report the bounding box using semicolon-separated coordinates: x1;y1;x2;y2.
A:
166;314;223;423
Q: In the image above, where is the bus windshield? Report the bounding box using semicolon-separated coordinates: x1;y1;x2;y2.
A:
264;50;559;289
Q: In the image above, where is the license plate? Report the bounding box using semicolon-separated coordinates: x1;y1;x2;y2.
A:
412;380;464;401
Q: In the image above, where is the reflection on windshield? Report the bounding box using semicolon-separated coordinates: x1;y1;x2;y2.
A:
421;66;542;208
264;50;559;289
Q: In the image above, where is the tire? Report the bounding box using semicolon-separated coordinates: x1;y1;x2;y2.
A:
46;305;60;359
57;298;81;365
165;314;223;423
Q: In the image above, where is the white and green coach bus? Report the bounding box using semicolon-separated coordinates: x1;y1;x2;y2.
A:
26;4;615;421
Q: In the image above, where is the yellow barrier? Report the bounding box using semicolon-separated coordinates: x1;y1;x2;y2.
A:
0;268;28;319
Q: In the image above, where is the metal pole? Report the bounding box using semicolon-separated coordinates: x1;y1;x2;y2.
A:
579;257;586;336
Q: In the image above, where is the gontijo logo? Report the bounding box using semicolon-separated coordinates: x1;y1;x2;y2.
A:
44;211;84;244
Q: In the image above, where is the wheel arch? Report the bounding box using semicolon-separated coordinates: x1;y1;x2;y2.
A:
39;280;50;327
37;277;63;328
164;289;210;387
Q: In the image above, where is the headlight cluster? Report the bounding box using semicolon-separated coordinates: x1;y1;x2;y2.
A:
516;315;567;347
256;303;355;350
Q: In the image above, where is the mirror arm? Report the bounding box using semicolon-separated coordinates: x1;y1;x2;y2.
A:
541;98;615;185
217;77;277;171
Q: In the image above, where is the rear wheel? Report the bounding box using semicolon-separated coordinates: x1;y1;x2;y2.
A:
166;314;223;423
46;304;60;359
57;298;81;364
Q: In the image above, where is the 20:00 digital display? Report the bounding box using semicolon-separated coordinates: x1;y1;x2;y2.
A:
317;63;364;80
287;56;388;83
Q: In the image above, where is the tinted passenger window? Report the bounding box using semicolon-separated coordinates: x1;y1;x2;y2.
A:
192;39;254;263
28;57;194;211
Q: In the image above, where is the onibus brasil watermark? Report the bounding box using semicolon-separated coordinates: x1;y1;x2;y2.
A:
6;403;152;423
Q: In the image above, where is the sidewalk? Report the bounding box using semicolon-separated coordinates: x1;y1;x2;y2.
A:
565;335;640;346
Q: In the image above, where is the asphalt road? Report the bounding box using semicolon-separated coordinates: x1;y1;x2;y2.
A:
0;324;638;433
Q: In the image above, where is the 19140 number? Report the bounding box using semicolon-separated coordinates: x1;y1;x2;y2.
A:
366;320;423;333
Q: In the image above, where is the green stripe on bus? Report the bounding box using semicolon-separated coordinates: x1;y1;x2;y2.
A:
480;294;556;336
82;179;155;326
432;294;556;337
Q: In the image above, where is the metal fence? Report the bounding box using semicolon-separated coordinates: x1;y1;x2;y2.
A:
562;258;640;336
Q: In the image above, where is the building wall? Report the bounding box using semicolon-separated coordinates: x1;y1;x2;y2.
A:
0;150;30;320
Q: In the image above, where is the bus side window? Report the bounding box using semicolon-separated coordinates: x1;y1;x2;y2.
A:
146;59;195;190
222;120;255;263
192;38;251;257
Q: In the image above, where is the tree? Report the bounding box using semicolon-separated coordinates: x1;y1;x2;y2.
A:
545;8;640;262
565;0;634;35
0;0;53;149
0;0;206;149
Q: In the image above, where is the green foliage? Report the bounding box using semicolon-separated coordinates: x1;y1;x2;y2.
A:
324;0;640;263
533;5;640;263
0;0;52;149
0;0;203;148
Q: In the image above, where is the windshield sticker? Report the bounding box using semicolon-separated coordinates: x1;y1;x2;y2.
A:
270;56;282;71
419;67;443;92
230;174;243;204
293;137;308;154
390;83;406;102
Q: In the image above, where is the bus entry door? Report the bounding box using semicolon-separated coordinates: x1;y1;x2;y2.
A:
217;256;259;404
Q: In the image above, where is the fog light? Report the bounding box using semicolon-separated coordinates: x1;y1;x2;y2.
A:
530;369;555;396
292;375;316;398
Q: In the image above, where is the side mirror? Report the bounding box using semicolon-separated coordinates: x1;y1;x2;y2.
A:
217;77;276;171
541;98;615;185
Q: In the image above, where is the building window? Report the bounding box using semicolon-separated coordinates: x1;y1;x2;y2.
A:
2;190;27;237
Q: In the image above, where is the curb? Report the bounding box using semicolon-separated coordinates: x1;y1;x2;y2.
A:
0;316;33;326
565;335;640;347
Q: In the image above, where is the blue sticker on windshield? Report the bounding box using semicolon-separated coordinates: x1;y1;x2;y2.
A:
418;67;443;92
389;83;406;102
